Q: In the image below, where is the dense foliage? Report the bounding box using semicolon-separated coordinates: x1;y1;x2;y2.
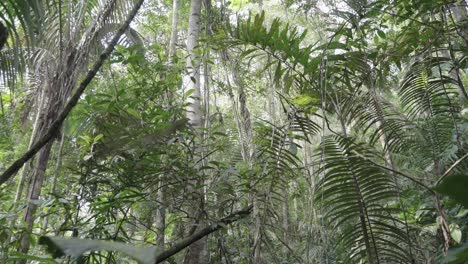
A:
0;0;467;263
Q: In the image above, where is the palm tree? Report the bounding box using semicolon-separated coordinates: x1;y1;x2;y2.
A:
0;0;145;259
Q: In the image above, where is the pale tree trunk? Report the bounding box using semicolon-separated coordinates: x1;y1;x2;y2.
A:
153;0;181;250
222;51;260;263
267;66;291;258
182;0;207;262
3;86;47;251
18;140;54;257
168;0;180;61
267;68;290;258
16;43;78;261
17;69;71;260
184;0;202;129
230;62;261;264
155;180;166;249
42;132;65;233
201;1;212;258
237;85;260;264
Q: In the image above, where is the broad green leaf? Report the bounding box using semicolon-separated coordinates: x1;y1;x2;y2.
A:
185;89;195;98
434;174;468;208
39;236;159;264
377;30;386;39
450;224;462;244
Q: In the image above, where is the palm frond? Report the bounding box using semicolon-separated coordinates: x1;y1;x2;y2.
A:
342;90;412;152
316;135;413;263
398;55;463;168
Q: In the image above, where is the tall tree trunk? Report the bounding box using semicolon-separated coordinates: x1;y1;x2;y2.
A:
230;61;261;264
3;86;47;251
42;132;65;233
153;0;181;249
16;43;78;261
182;0;206;262
155;180;166;249
267;66;290;259
18;140;54;260
184;0;202;129
168;0;180;61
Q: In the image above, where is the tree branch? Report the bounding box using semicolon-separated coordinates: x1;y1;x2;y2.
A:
436;153;468;186
0;0;145;186
155;206;252;263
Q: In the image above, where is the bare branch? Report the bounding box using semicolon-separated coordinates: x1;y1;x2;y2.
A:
155;206;252;263
436;153;468;185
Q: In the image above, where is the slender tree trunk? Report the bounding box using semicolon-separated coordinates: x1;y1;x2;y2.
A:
42;132;65;233
3;86;47;252
155;180;166;249
153;0;180;249
230;62;261;264
168;0;180;61
184;0;202;129
18;140;54;261
182;0;206;262
448;1;468;46
266;71;290;259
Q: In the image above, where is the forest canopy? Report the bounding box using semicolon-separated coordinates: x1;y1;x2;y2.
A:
0;0;467;263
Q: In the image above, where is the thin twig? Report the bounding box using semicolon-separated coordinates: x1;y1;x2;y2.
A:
436;153;468;185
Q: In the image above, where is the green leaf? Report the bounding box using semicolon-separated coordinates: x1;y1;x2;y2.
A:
39;236;159;264
377;30;386;39
292;94;318;106
94;134;104;142
185;89;195;98
434;174;468;208
450;224;462;244
127;108;141;119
